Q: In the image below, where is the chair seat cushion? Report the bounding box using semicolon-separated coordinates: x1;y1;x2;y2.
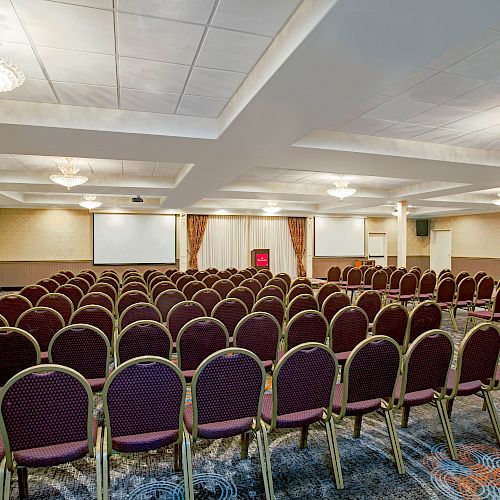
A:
262;359;273;371
184;404;253;439
362;285;372;290
386;294;398;300
437;302;452;309
332;383;381;416
393;376;435;407
468;311;500;319
88;377;107;392
446;369;483;397
399;294;414;301
182;369;196;382
456;300;472;307
14;418;98;467
41;351;49;363
112;429;178;453
261;393;324;428
335;351;350;364
475;299;490;307
418;293;433;299
345;285;360;290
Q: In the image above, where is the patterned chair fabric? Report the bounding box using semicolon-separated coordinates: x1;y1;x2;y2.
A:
252;296;285;327
177;318;228;378
67;277;90;294
343;268;362;294
417;272;437;300
146;271;164;286
217;270;231;279
165;268;177;278
192;288;221;316
321;292;351;323
98;277;120;293
123;276;146;287
81;269;97;280
212;298;248;337
388;269;405;293
212;279;235;299
170;271;185;284
239;269;253;279
61;270;75;278
435;278;456;308
227;286;255;314
473;271;487;285
361;268;377;290
226;267;239;275
182;280;207;300
339;266;353;285
155;289;187;322
176;275;196;292
275;273;291;288
454;277;476;308
0;327;40;387
143;268;159;282
194;271;210;281
234;312;281;370
408;301;442;345
49;324;111;391
455;271;469;285
37;293;74;325
260;269;274;279
372;304;409;349
387;273;417;303
356;291;382;324
327;266;341;282
149;275;170;292
240;278;262;298
16;307;64;354
117;290;150;317
122;281;149;295
119;302;162;330
285;310;328;351
56;284;84;309
78;273;95;287
202;274;221;288
371;270;388;293
287;284;314;303
257;284;285;302
37;278;59;293
186;268;198;276
267;277;288;295
78;291;114;314
152;281;177;302
438;272;454;282
474;275;494;307
247;267;258;276
286;294;318;321
19;285;49;307
330;306;368;362
70;305;114;343
254;273;270;287
166;301;206;343
229;274;245;286
116;321;172;365
317;283;341;309
50;273;69;286
0;314;6;327
89;282;117;303
205;267;219;275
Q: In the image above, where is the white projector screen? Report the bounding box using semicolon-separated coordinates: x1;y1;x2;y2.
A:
93;214;176;265
314;217;365;257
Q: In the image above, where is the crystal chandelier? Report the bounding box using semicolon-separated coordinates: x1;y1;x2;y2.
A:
0;56;25;93
50;157;88;189
79;194;102;210
493;194;500;206
326;176;356;200
263;201;282;214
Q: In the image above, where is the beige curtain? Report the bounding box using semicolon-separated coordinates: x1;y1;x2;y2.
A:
188;214;208;269
288;217;306;277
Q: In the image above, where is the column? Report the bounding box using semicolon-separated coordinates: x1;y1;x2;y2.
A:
306;215;314;277
178;212;188;271
397;201;407;268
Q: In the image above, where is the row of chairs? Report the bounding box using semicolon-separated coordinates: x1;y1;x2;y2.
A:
1;322;499;499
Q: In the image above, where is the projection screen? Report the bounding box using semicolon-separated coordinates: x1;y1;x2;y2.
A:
93;214;176;265
314;216;365;257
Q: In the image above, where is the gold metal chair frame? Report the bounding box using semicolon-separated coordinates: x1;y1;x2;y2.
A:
118;302;162;332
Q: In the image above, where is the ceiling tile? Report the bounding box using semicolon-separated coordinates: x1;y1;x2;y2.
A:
185;67;246;99
363;97;435;121
177;94;227;118
212;0;301;37
89;159;123;173
123;161;155;176
196;27;271;73
0;79;57;103
0;41;44;79
404;128;470;144
53;82;118;108
445;82;500;111
38;47;116;86
478;123;500;135
117;0;216;24
446;107;500;131
62;0;113;7
154;162;183;177
408;105;476;127
120;88;179;114
336;117;397;135
0;0;28;43
451;133;500;149
402;72;485;105
322;96;390;129
375;123;435;140
119;57;189;93
118;13;204;64
380;68;438;97
14;0;115;54
425;29;500;71
445;39;500;80
0;154;25;170
13;154;59;169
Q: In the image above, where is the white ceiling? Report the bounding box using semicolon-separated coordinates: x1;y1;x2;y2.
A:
0;0;500;217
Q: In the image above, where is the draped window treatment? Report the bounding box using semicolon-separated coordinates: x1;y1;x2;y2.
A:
198;215;298;276
187;214;208;269
287;217;306;277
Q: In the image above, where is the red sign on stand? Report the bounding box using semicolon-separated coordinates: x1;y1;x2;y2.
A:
256;253;269;267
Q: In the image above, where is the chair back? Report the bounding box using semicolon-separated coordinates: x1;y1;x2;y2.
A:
418;272;436;297
98;276;119;293
0;365;93;469
286;294;318;320
229;274;245;286
117;290;150;317
455;271;469;285
122;281;148;295
252;296;285;326
67;277;90;294
149;275;170;292
389;269;404;289
227;286;255;313
346;267;362;286
287;284;313;303
473;271;487;285
356;291;382;323
203;274;221;288
267;277;288;294
239;269;252;279
78;291;114;314
363;267;376;287
435;277;456;304
167;301;206;342
372;303;409;348
103;357;185;452
165;268;177;278
190;349;265;439
146;270;164;286
212;298;248;337
19;285;48;307
341;265;353;281
330;305;368;355
285;310;328;350
116;320;172;365
408;301;442;344
177;318;229;372
70;304;114;343
123;276;145;287
143;268;158;282
259;269;274;279
271;343;338;427
205;267;219;275
194;270;209;281
321;292;350;322
257;284;284;302
317;282;341;309
290;277;311;288
78;273;95;286
438;271;454;282
240;278;262;298
0;328;40;387
176;275;196;292
477;276;495;301
37;292;74;324
455;276;476;304
119;302;162;330
169;271;185;284
16;307;64;352
49;324;110;382
409;268;421;280
89;282;117;303
182;280;206;300
399;273;418;296
0;295;31;326
51;273;69;286
186;268;198;275
212;279;235;299
371;270;388;292
192;288;221;316
151;281;177;302
37;278;59;293
56;284;84;309
61;270;75;278
254;273;269;287
327;266;341;282
217;270;231;279
234;312;280;366
275;273;291;288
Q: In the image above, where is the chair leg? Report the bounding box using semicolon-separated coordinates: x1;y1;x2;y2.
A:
102;428;109;500
435;399;458;460
241;432;250;459
401;407;410;428
384;409;405;475
0;458;4;500
447;398;454;418
174;442;181;471
483;390;500;446
449;307;458;332
261;426;274;500
353;415;362;438
182;432;194;500
300;425;309;449
255;428;273;500
3;465;11;500
95;427;103;500
325;419;344;490
16;467;28;500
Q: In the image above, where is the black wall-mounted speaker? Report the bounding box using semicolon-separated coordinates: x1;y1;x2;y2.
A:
416;219;429;236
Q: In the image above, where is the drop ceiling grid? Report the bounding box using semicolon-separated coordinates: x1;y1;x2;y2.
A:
0;0;302;118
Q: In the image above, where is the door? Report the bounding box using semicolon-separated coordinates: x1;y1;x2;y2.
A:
368;233;387;267
430;229;451;272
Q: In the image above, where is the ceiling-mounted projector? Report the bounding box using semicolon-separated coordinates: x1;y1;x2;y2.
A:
131;195;143;203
